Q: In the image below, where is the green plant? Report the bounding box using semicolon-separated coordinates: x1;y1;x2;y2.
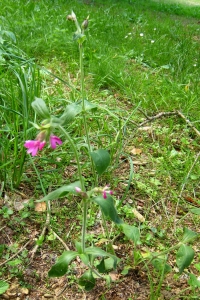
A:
0;57;41;188
1;0;199;297
22;11;199;292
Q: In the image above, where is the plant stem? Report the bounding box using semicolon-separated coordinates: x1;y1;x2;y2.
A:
101;213;115;255
30;155;46;196
79;42;97;185
58;125;85;190
59;124;87;251
82;199;87;252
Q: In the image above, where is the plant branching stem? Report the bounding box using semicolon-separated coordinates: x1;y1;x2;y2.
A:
0;240;31;267
101;213;115;255
79;43;97;185
59;124;87;251
58;125;85;190
142;232;200;270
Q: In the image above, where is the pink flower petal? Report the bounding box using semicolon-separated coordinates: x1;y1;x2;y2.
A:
103;191;107;199
50;135;62;149
75;187;82;193
24;140;46;156
39;141;46;150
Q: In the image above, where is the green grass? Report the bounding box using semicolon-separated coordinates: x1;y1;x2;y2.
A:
0;0;200;298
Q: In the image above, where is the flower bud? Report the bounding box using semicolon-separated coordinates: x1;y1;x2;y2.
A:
67;11;77;22
81;19;89;30
36;130;46;142
67;15;75;21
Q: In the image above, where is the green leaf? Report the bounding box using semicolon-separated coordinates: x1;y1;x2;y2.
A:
4;30;16;43
151;258;171;274
90;149;110;175
182;227;198;243
32;97;50;119
188;273;200;288
60;100;97;126
121;265;132;275
85;246;112;257
79;253;90;265
78;270;96;291
36;235;44;246
60;102;82;125
85;246;118;269
194;263;200;272
37;181;82;202
121;224;140;245
96;257;116;273
0;280;9;295
83;100;97;112
92;195;123;224
190;208;200;215
7;259;22;266
96;259;106;273
48;251;78;277
75;241;82;254
176;244;195;274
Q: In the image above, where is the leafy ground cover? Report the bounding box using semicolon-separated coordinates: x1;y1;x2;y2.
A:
0;0;200;299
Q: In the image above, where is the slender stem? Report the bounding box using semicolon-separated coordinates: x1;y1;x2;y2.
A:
59;124;87;251
82;200;87;252
101;213;115;255
79;43;97;185
30;155;46;195
58;125;85;190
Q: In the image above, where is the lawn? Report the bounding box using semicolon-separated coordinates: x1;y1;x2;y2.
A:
0;0;200;299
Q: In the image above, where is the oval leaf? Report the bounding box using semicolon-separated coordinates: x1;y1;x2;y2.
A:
0;280;9;295
32;97;50;119
188;273;200;288
90;149;110;175
182;227;197;243
82;99;97;112
176;244;195;274
151;258;171;274
78;270;96;291
60;102;82;125
60;100;97;126
121;223;140;245
85;246;118;269
190;208;200;215
48;251;78;277
92;195;123;224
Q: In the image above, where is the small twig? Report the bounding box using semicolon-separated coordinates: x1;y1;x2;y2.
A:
56;281;69;297
136;110;200;140
50;229;70;251
0;240;31;267
174;152;200;229
138;111;177;127
138;108;150;120
177;110;200;137
0;226;6;232
30;201;51;259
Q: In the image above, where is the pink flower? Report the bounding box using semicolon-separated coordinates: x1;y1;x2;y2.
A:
75;187;82;193
102;186;113;199
24;140;46;156
50;135;63;149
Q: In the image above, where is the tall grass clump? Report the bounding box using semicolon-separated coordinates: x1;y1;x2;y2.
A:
0;27;41;189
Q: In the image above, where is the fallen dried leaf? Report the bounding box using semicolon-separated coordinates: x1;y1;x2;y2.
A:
35;202;47;212
109;271;118;281
130;147;142;155
132;208;145;222
138;126;152;132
